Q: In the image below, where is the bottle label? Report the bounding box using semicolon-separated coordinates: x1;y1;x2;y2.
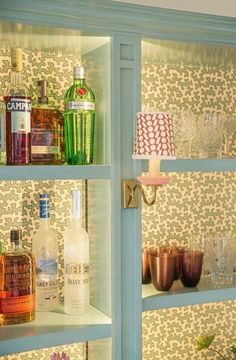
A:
39;199;50;218
65;101;95;111
32;145;60;154
31;128;60;154
77;88;87;96
6;98;31;133
36;257;58;310
0;293;35;314
36;277;58;310
64;262;89;309
37;257;57;276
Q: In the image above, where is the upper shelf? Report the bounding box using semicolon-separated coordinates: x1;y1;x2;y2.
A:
142;274;236;311
0;305;111;356
161;159;236;172
141;159;236;173
0;160;235;181
0;165;111;180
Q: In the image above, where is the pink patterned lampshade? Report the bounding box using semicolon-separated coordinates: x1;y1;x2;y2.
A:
132;112;176;159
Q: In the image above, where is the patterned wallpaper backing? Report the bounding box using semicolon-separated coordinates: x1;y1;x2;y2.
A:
0;48;81;109
1;42;236;359
142;60;236;159
141;55;236;360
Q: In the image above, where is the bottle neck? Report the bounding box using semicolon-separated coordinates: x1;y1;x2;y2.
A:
71;216;82;228
71;190;82;227
11;242;21;252
10;71;23;86
74;78;86;86
39;217;50;230
39;198;50;230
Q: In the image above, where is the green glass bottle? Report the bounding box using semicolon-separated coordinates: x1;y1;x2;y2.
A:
64;67;95;165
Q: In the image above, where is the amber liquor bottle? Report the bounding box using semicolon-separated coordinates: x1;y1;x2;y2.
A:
4;48;31;165
0;229;35;325
31;80;65;164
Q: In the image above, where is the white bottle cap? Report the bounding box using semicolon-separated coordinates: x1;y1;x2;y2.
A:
73;66;85;79
72;189;81;219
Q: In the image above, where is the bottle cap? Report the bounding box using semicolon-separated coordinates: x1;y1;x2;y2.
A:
10;229;22;245
73;67;85;79
37;80;48;104
39;194;49;199
11;48;23;72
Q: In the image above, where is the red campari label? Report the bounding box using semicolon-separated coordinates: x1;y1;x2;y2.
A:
77;88;87;96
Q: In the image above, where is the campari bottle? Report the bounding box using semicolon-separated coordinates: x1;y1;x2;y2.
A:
4;48;31;165
64;190;89;314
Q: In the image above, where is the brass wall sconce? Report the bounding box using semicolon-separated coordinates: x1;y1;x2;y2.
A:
123;112;176;209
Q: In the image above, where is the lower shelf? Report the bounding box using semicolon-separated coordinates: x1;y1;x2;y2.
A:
0;304;112;356
142;274;236;311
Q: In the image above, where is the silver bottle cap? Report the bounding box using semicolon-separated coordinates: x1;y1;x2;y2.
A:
73;66;85;79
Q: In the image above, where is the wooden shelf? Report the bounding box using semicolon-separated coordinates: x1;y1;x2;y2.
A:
142;275;236;311
0;304;112;356
0;165;111;181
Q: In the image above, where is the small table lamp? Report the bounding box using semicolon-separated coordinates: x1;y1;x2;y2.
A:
132;112;175;185
123;112;175;208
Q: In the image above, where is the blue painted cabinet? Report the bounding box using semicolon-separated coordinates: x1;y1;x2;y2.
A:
0;1;236;359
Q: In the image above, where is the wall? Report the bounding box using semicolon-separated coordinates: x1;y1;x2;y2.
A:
141;39;236;359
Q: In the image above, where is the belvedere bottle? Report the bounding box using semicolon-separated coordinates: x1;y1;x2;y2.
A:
64;67;95;165
64;190;89;314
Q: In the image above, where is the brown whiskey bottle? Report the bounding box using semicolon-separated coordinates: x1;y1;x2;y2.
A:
0;229;35;325
31;80;65;164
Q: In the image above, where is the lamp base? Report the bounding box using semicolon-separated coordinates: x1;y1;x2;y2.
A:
136;176;171;186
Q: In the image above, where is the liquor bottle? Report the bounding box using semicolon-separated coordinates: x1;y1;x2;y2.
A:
0;229;35;325
31;80;65;164
4;48;31;165
64;66;95;165
0;100;6;164
64;190;89;314
32;194;58;311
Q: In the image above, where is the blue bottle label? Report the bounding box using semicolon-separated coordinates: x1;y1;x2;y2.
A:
39;196;50;218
